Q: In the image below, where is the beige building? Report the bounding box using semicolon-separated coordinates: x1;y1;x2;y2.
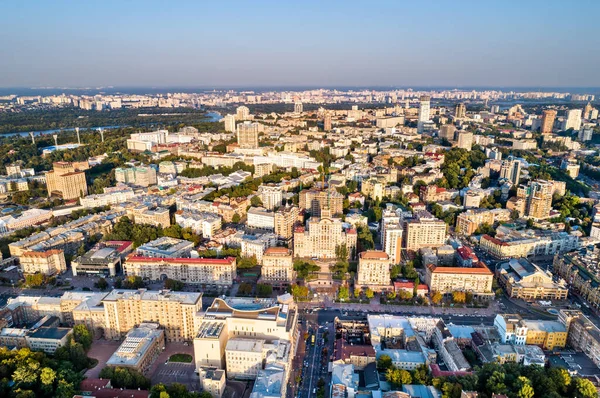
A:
199;367;226;398
457;131;473;151
102;289;203;342
115;166;157;187
356;251;391;290
19;249;66;275
128;205;171;228
274;205;300;241
425;263;493;295
403;211;447;251
299;189;344;217
540;109;557;133
124;256;236;286
106;323;165;375
496;258;568;300
293;215;357;260
517;180;554;220
456;209;495;236
45;162;88;200
193;296;297;370
225;338;265;379
237;122;260;149
260;247;295;286
258;184;283;210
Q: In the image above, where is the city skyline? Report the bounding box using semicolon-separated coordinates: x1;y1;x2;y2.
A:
1;0;599;88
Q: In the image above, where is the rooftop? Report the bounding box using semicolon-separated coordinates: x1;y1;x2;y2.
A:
27;326;71;340
102;289;202;305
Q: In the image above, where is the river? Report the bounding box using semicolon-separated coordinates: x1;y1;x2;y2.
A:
2;111;222;138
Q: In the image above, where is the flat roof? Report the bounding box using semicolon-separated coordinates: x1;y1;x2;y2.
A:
28;327;71;340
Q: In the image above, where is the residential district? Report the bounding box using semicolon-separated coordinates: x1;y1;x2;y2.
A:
2;90;600;398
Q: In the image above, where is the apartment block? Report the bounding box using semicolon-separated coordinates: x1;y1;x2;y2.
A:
124;256;236;286
425;263;493;295
258;184;283;210
102;289;203;341
115;166;157;187
45;162;88;200
455;209;495;236
19;249;66;276
356;251;391;290
260;247;295;286
299;189;344;217
403;211;447;251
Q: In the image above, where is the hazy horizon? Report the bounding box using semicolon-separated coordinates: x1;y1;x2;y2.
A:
2;0;599;88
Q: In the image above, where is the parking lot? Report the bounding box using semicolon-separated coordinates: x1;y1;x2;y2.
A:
152;361;199;391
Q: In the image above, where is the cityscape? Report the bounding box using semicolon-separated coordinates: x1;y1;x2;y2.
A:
1;2;600;398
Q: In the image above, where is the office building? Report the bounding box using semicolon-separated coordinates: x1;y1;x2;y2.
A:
199;367;226;398
237;122;260;149
26;326;72;353
19;249;66;276
258;184;283;210
524;320;567;351
540;109;557;133
496;258;568;300
106;323;165;375
45;162;88;200
455;103;466;119
293;216;357;260
294;101;303;113
136;237;194;258
500;156;521;185
494;314;528;345
193;295;297;370
223;114;236;132
480;228;578;259
115;166;157;187
72;241;133;277
439;124;456;141
403;211;447;251
102;289;203;341
124;256;236;286
563;109;582;131
225;338;265;379
260;247;295;286
356;251;391;290
425;263;493;295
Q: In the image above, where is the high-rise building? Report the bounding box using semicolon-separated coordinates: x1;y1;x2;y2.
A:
584;102;594;119
237;122;260;149
115;165;157;187
500;156;521;185
456;209;496;236
382;224;403;265
299;189;344;217
223;114;236;132
260;247;295;286
439;125;456;141
417;96;430;133
540;110;557;134
258;184;283;210
578;127;593;142
294;101;303;113
403;211;447;251
356;251;391;290
517;180;554;219
457;131;473;151
562;109;582;131
490;105;500;114
45;162;88;200
274;205;300;241
455;103;466;118
236;106;250;120
102;289;203;341
324;114;332;131
293;216;357;260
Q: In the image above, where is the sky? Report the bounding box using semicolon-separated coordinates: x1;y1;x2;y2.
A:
1;0;599;89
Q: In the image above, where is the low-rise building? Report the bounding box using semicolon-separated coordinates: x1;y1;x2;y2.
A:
106;323;165;375
136;237;194;258
496;258;568;300
524;320;567;351
425;263;493;296
175;210;222;238
19;249;66;276
199;367;226;398
260;247;295;286
72;241;133;277
26;326;72;353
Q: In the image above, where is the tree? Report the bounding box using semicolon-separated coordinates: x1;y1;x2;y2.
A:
290;284;309;299
573;377;597;398
486;370;507;396
40;367;56;390
94;277;109;290
73;324;93;350
387;290;397;300
256;284;273;297
238;256;258;269
377;354;393;370
164;278;185;291
232;213;241;223
516;376;535;398
25;273;45;287
238;282;253;296
365;287;374;299
338;286;349;300
390;264;401;279
431;291;443;304
251;196;263;207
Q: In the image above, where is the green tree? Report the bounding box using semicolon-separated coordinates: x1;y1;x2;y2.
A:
164;278;185;291
338;286;349;300
377;354;393;370
573;377;597;398
73;324;93;350
232;213;241;223
256;284;273;297
94;277;109;290
251;196;263;207
365;287;374;299
516;376;535;398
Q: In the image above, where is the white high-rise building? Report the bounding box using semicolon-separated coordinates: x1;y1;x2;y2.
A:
294;101;303;113
236;106;250;121
223;114;236;132
562;109;582;132
417;95;430;133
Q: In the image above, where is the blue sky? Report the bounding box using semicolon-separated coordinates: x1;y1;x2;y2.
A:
1;0;598;88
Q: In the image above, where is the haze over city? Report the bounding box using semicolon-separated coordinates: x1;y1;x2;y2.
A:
1;0;600;88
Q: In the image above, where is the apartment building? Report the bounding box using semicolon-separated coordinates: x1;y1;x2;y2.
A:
403;211;447;251
45;162;88;200
540;109;557;133
106;323;165;375
175;210;222;238
260;247;295;286
136;237;194;258
456;209;495;236
524;320;567;351
516;180;565;220
496;258;568;300
258;184;283;210
102;289;203;341
356;251;391;291
293;216;357;260
237;122;260;149
2;208;52;231
128;205;171;228
199;367;226;398
553;250;600;311
80;187;136;208
225;338;265;379
494;314;528;345
19;249;66;276
299;189;344;217
274;205;300;241
247;207;275;230
124;256;236;286
480;229;579;259
560;310;600;368
115;166;157;187
425;263;493;296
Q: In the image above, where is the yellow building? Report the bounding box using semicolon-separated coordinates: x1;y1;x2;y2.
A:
293;216;357;260
496;258;568;300
45;162;88;200
403;211;447;251
299;189;344;217
199;367;226;398
524;320;567;351
425;263;493;295
260;247;295;286
101;289;203;342
356;251;391;290
456;209;495;236
19;249;66;276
